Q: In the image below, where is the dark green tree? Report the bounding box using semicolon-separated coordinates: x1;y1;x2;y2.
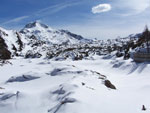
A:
137;25;150;53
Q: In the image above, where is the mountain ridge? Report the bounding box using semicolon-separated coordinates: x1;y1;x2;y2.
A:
0;21;141;60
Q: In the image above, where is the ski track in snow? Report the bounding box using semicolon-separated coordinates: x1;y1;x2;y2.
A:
0;56;150;113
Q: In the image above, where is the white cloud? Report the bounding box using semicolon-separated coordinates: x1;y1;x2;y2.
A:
92;4;111;14
114;0;150;16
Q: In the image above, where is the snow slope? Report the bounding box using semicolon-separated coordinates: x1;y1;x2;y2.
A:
0;27;24;53
20;21;91;45
0;56;150;113
0;21;149;113
0;21;93;59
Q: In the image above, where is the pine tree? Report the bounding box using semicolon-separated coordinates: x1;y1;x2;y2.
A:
140;26;150;53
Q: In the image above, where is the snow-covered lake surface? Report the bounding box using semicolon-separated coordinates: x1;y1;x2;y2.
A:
0;56;150;113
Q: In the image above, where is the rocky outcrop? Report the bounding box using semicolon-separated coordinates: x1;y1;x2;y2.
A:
0;36;11;60
104;80;116;89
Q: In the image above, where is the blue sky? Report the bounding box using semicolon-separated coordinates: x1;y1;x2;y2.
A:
0;0;150;39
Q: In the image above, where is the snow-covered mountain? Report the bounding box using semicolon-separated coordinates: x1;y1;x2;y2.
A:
1;22;150;113
0;27;24;59
0;21;145;61
0;21;93;59
20;21;92;45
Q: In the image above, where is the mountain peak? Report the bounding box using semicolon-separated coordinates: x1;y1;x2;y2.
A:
24;21;49;29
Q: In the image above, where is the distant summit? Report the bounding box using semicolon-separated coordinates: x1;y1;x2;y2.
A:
20;21;91;45
24;21;49;29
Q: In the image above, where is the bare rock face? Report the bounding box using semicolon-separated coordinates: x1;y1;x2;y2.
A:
142;105;146;111
0;36;11;60
16;32;23;51
25;50;42;58
104;80;116;89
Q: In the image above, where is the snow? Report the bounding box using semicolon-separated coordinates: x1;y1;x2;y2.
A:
0;28;18;51
20;21;89;45
0;21;150;113
1;21;93;60
0;56;150;113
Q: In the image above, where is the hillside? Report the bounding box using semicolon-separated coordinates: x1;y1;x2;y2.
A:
0;21;92;60
0;22;150;113
0;55;150;113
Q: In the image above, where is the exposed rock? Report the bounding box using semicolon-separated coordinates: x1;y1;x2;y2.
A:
142;105;146;111
16;32;23;51
82;82;85;86
0;60;12;66
116;52;124;57
25;50;42;58
0;36;11;60
104;80;116;89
